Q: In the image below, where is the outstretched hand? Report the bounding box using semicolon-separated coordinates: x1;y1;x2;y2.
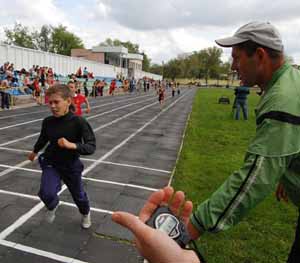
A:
112;186;201;263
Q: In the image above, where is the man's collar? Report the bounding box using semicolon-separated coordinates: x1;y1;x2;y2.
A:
265;63;290;91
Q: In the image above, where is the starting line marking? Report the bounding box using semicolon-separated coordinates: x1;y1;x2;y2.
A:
0;146;171;173
0;239;88;263
0;189;114;215
0;163;158;192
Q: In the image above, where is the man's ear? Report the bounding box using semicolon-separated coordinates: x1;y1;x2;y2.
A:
255;47;267;61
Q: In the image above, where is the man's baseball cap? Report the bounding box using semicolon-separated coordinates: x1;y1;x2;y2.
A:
215;21;283;51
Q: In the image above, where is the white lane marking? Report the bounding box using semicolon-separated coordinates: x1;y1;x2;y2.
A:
0;164;40;174
0;94;159;147
0;93;152;129
0;189;40;200
84;91;191;174
0;189;114;215
0;239;88;263
168;110;193;186
0;146;32;153
0;118;43;131
84;177;157;192
87;96;154;120
90;93;152;110
82;158;171;174
0;160;31;177
0;164;157;191
0;202;45;240
0;133;40;147
0;93;151;121
0;146;171;173
0;90;190;240
0;109;48;120
59;201;114;215
93;98;163;132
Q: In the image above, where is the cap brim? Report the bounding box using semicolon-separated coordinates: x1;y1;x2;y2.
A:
215;36;248;47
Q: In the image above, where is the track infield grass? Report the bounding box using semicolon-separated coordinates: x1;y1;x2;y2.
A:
172;88;297;263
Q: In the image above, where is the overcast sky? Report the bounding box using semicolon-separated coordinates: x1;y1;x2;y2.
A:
1;0;300;64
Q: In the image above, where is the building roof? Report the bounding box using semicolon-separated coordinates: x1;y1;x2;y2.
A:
122;53;143;61
92;45;128;54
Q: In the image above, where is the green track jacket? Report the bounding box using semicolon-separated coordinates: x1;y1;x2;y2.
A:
191;63;300;234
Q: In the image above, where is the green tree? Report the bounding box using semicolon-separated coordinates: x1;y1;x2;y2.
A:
4;23;84;56
199;47;223;82
99;38;139;53
164;59;181;79
4;23;36;49
50;25;84;56
160;46;224;81
142;52;151;71
149;63;163;75
35;25;52;52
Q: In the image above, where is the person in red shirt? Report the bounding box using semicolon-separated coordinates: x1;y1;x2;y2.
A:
33;76;42;105
67;81;90;116
73;89;90;116
109;79;117;95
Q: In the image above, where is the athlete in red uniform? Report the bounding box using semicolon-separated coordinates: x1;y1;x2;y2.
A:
109;79;117;95
67;81;91;116
73;89;90;116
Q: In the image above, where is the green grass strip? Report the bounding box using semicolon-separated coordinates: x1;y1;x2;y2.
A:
172;88;297;263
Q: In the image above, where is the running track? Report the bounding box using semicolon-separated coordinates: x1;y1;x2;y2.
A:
0;88;196;263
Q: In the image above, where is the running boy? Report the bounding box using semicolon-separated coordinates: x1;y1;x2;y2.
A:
28;84;96;229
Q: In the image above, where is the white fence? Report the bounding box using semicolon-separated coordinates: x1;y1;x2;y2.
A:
0;43;162;80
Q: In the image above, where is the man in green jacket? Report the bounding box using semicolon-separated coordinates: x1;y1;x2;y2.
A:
113;21;300;263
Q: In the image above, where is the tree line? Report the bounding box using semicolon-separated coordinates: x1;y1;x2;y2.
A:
4;23;84;56
149;47;231;82
3;23;151;71
3;23;232;80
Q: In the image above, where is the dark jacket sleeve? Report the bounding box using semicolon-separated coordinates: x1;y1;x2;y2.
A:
33;119;49;153
76;117;96;155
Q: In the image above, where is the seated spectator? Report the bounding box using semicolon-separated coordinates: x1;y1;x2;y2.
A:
23;73;33;90
76;67;82;78
83;67;88;79
48;67;54;78
20;68;27;74
88;72;94;79
0;62;9;74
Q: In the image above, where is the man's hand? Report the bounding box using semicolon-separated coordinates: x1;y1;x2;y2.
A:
112;187;201;263
57;138;76;150
28;152;37;162
85;107;91;114
276;183;288;202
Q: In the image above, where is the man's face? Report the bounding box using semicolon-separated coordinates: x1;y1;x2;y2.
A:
48;94;71;117
231;47;258;87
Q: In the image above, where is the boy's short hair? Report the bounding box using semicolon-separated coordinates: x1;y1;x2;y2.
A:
46;84;72;99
